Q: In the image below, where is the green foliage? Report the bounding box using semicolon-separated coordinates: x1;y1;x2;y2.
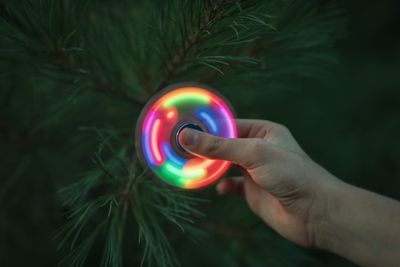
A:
0;0;375;267
55;128;205;267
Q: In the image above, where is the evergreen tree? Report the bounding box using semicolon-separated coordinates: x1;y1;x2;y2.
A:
2;0;370;266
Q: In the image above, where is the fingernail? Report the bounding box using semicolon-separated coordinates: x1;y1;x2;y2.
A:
179;128;199;147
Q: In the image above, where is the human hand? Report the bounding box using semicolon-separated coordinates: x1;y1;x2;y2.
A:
179;119;341;247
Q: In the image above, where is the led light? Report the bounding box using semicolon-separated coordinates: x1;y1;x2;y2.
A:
197;109;218;134
136;84;237;189
163;90;210;108
163;143;186;166
151;119;163;164
166;108;177;120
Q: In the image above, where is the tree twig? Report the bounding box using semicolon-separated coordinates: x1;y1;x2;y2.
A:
156;0;230;90
51;49;147;106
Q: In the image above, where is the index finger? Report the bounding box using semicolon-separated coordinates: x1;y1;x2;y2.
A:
236;119;279;138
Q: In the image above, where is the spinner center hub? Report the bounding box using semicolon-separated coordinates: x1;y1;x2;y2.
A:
172;120;205;157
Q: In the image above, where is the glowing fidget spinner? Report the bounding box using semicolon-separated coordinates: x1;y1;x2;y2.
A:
136;83;237;189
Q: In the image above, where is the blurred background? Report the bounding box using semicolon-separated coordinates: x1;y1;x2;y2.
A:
1;0;399;266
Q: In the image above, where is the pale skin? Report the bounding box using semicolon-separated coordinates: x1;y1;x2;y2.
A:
179;119;400;267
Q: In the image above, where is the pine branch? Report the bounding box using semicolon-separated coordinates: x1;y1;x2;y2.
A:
51;49;147;106
0;1;148;106
57;127;205;267
157;0;230;90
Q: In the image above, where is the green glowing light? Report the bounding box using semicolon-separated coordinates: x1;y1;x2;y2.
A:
160;163;205;187
163;93;210;108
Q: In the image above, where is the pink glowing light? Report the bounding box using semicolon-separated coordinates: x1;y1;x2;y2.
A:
150;118;163;164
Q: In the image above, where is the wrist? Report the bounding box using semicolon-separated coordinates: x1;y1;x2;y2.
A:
310;174;347;251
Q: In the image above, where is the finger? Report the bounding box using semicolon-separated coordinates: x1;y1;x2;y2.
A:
179;128;264;168
243;177;277;222
216;177;244;195
236;119;267;137
219;174;283;230
236;119;280;138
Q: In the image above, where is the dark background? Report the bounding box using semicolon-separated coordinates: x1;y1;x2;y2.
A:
1;0;399;266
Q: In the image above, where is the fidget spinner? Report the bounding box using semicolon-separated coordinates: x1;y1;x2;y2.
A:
135;83;237;189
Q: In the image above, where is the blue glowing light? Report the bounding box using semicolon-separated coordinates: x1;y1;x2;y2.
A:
197;109;218;134
163;143;186;166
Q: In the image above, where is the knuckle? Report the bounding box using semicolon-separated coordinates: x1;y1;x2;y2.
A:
273;122;290;134
245;140;268;167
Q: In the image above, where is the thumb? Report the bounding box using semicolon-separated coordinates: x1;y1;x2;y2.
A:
179;128;263;169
